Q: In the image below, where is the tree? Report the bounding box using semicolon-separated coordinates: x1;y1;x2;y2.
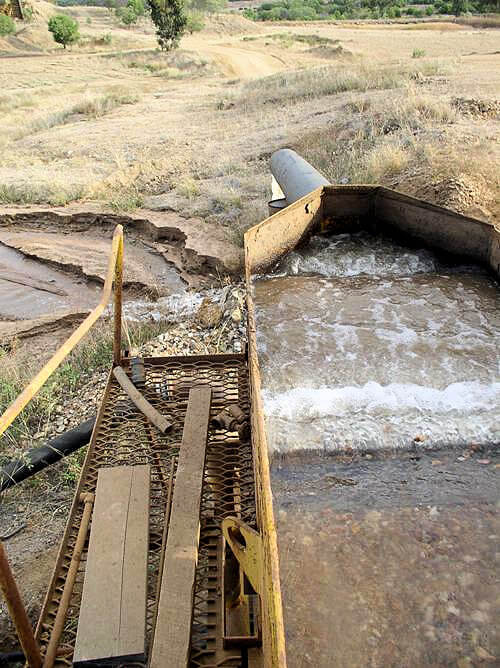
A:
186;10;205;32
184;0;226;13
452;0;467;13
48;14;80;49
0;14;15;36
117;5;138;24
127;0;145;16
147;0;186;51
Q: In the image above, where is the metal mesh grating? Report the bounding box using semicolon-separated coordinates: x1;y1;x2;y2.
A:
36;354;256;667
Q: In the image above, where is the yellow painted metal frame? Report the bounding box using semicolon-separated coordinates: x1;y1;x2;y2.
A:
0;225;123;439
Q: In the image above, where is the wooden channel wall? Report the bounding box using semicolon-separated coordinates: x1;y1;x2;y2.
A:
243;185;500;666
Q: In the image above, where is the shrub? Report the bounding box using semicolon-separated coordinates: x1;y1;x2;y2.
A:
23;3;34;21
0;14;15;36
186;11;204;32
425;5;434;13
117;6;138;25
127;0;145;16
412;48;426;57
48;14;80;48
95;32;112;44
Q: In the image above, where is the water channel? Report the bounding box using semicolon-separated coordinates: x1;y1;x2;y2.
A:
254;230;500;667
254;231;500;453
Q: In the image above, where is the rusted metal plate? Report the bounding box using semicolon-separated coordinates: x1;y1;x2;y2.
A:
244;188;323;274
73;465;150;666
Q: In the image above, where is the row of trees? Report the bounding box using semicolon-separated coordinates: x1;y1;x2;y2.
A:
49;0;225;49
244;0;499;20
47;0;224;50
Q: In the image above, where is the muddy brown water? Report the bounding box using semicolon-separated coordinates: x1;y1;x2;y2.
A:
255;233;500;453
0;235;186;323
0;243;101;320
254;231;500;667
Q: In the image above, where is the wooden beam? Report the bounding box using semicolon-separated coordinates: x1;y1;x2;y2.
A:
73;465;150;666
150;385;212;668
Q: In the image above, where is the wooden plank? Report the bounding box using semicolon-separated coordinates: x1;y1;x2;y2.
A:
73;465;150;666
113;366;172;434
150;385;212;668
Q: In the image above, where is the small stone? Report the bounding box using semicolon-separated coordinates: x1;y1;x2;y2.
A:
413;434;425;442
457;658;473;668
231;307;242;323
475;647;496;661
477;459;490;465
195;297;223;329
471;610;489;623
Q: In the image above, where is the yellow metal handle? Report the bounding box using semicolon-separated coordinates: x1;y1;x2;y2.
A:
0;225;124;438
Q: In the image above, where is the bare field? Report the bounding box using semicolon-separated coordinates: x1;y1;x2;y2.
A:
1;9;499;231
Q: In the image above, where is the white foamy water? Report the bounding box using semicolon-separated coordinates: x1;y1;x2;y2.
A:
272;232;437;278
255;233;500;452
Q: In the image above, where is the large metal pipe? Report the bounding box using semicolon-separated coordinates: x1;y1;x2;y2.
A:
270;149;329;207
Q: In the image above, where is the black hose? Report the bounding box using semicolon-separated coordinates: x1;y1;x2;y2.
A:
0;417;96;493
0;651;24;666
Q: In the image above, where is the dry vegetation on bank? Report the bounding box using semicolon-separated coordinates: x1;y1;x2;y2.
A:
0;9;498;228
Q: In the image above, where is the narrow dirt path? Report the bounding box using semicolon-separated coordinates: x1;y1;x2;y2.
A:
195;43;287;78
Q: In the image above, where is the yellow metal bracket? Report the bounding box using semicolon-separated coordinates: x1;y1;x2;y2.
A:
222;516;263;596
0;225;123;438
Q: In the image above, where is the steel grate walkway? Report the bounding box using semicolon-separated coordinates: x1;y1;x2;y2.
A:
35;353;257;667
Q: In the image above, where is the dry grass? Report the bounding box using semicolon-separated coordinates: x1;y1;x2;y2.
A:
0;92;37;112
17;88;139;137
0;181;86;206
229;63;407;108
223;58;452;110
293;87;458;185
455;14;500;29
72;89;139;118
114;49;213;79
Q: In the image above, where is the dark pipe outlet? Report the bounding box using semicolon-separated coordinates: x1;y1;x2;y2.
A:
0;651;25;666
0;417;96;493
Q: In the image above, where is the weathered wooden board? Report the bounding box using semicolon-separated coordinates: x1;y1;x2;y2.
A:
150;385;212;668
73;465;150;666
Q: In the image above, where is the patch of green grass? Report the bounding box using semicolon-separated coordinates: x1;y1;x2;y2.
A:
412;48;426;58
0;321;166;454
105;186;144;212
